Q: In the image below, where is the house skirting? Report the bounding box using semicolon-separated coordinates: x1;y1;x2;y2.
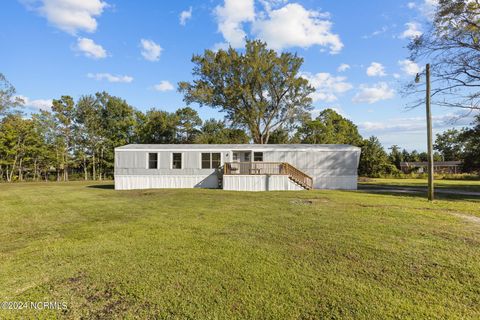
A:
313;176;358;190
114;174;218;190
223;175;304;191
114;174;358;191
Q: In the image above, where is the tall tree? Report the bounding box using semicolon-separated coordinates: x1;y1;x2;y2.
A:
76;95;104;180
51;96;75;181
295;109;363;145
0;115;39;182
194;119;249;144
461;114;480;171
388;145;404;169
359;136;398;177
31;112;57;181
175;107;202;143
407;0;480;110
179;39;314;143
96;92;137;179
267;127;291;144
434;128;464;161
0;73;23;117
137;109;179;144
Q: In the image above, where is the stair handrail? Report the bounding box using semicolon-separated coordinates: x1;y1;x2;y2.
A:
283;162;313;189
224;162;313;189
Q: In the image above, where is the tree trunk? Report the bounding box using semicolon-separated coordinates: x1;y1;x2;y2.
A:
33;159;38;181
64;152;69;181
92;152;96;181
18;158;23;181
8;154;18;182
99;148;103;181
56;149;61;182
83;154;88;180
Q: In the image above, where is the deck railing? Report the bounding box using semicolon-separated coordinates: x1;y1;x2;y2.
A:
223;162;313;189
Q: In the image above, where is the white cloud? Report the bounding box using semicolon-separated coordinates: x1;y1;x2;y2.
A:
87;73;133;83
352;82;395;104
16;95;52;111
252;3;343;53
140;39;162;62
360;112;475;133
362;26;388;39
180;6;193;26
301;72;353;103
337;63;350;72
75;37;107;59
212;42;229;51
400;22;422;39
366;62;386;77
409;0;438;20
153;81;174;92
22;0;108;35
213;1;343;53
214;0;255;48
398;59;421;76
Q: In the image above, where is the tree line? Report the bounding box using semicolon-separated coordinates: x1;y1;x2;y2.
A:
2;0;480;184
0;90;253;182
1;79;478;183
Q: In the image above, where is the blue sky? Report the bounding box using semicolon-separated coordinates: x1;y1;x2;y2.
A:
0;0;475;150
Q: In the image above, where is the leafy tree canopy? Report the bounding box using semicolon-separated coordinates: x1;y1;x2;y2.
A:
295;108;363;145
434;128;465;161
359;136;399;177
179;39;314;144
0;73;23;117
194;119;249;144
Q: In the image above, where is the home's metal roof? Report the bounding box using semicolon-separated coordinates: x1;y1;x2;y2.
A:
116;144;361;152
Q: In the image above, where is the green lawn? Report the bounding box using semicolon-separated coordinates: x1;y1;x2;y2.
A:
360;178;480;193
1;181;479;319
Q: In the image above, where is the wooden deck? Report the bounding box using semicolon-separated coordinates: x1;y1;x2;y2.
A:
223;162;313;190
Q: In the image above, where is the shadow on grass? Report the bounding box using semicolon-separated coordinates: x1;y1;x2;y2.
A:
87;184;115;190
357;185;480;202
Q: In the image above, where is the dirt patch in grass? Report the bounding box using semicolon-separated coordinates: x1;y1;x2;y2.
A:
450;212;480;225
289;198;329;206
60;272;136;319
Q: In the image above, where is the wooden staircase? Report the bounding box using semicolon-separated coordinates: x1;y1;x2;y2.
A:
282;163;313;190
223;162;313;190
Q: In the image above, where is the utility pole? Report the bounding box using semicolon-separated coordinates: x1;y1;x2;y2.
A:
416;64;434;201
425;64;434;201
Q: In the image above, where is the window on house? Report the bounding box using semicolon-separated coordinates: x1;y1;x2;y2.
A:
201;153;210;169
232;152;238;161
244;153;251;162
172;153;182;169
254;152;263;162
212;153;221;168
201;153;221;169
148;153;158;169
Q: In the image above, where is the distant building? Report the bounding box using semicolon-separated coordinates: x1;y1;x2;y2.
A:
400;161;462;174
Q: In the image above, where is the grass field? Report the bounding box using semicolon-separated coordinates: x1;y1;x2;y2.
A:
1;181;479;319
360;178;480;193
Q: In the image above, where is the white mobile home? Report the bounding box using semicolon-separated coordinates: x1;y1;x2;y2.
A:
114;144;361;191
